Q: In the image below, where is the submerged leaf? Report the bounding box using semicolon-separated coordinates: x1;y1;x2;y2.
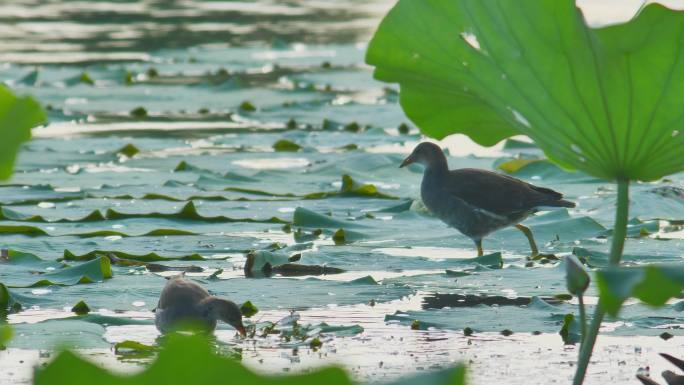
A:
367;0;684;180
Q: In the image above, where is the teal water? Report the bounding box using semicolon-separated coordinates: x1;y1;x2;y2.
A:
0;1;683;384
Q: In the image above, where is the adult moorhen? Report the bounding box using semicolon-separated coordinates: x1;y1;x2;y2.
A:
155;275;246;336
400;142;575;256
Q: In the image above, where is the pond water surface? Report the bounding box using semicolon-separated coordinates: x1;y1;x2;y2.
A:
1;1;683;384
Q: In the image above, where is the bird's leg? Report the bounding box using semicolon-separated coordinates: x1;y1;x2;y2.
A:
474;238;483;257
515;224;539;257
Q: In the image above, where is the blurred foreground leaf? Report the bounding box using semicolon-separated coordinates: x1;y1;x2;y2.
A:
596;264;684;316
0;86;45;180
35;334;467;385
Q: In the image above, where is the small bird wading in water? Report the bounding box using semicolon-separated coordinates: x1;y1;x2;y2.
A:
155;275;246;336
400;142;575;257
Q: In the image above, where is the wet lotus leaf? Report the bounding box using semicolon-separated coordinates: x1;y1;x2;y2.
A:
445;270;471;278
19;69;40;86
9;319;110;349
0;283;10;311
385;296;579;335
71;300;90;315
367;0;684;181
309;336;322;348
2;249;60;267
130;106;147;118
464;252;503;269
117;144;140;158
215;174;397;201
384;265;572;302
293;207;365;229
377;199;413;213
114;340;157;358
105;201;288;224
35;334;466;385
596;264;684;316
224;186;297;198
240;301;258;318
0;225;48;236
64;72;94;86
570;247;675;269
138;193;224;202
142;229;197;236
0;86;46;180
423;293;536;309
337;174;398;199
239;101;256;111
201;275;412;310
62;249;205;262
266;263;345;277
496;159;541;174
559;313;581;345
496;159;601;184
332;228;346;245
244;250;291;276
14;228;197;239
63;314;154;327
5;256;112;288
345;276;377;285
624;218;660;238
273;139;302;152
0;206;106;223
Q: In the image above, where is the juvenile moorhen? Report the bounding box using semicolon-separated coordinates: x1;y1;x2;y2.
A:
155;275;246;335
400;142;575;256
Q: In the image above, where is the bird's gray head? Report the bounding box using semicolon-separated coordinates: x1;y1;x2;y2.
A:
203;298;246;336
400;142;448;170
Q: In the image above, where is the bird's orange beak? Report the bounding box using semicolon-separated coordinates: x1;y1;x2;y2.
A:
236;325;247;337
400;154;415;168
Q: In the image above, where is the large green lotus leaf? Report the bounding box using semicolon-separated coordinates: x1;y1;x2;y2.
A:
596;263;684;316
34;333;466;385
366;0;684;181
0;86;46;180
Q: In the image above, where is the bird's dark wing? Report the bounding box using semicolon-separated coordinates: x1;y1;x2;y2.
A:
157;276;210;309
443;168;566;217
